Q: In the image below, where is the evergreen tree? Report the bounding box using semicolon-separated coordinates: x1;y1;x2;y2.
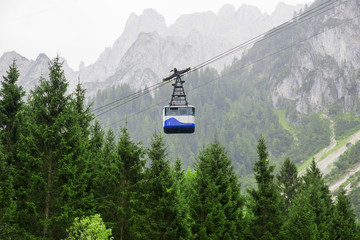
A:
0;60;25;238
276;157;300;211
247;135;284;239
174;157;185;182
16;56;94;239
116;127;145;240
302;159;334;239
281;185;319;240
0;59;25;158
72;81;93;135
89;120;104;153
0;142;18;238
191;139;244;239
92;128;122;238
333;187;359;239
143;133;191;239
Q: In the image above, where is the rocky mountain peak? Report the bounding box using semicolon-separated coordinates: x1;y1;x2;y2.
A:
124;8;167;36
1;51;28;62
35;53;50;62
218;4;236;17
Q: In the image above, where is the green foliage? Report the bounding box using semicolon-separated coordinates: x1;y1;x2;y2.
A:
65;214;113;240
0;143;17;238
191;139;245;239
116;127;146;240
349;187;360;222
302;159;335;239
247;135;284;239
0;59;25;157
333;188;359;239
277;158;300;211
0;59;25;238
142;133;192;239
288;114;331;163
281;187;319;240
14;56;95;239
334;112;360;140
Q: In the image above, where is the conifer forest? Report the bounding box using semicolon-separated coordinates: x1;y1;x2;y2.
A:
1;57;359;239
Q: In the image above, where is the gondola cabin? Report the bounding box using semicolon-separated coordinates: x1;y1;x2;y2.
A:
163;105;195;134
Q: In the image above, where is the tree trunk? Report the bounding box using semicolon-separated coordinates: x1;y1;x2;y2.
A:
43;153;53;238
120;176;126;240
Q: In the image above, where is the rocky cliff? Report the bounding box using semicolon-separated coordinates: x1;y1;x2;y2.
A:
231;0;360;116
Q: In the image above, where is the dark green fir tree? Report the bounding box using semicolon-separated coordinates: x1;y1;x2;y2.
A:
302;159;334;239
281;184;319;240
0;142;18;238
16;56;94;239
0;60;25;238
0;60;25;158
116;127;145;240
143;133;192;239
333;187;359;239
247;135;284;239
276;157;300;211
191;139;245;239
92;128;122;238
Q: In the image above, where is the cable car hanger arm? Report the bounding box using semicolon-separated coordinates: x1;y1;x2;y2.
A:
163;67;191;82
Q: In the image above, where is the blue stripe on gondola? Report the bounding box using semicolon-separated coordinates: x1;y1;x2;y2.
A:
164;117;195;127
163;117;195;134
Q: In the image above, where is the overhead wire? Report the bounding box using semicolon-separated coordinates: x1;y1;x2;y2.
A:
93;0;340;116
94;81;170;117
92;80;167;113
186;0;343;73
94;0;346;119
103;0;357;128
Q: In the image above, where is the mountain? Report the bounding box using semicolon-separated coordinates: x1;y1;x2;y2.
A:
0;3;303;97
248;0;360;115
89;0;360;193
0;51;79;95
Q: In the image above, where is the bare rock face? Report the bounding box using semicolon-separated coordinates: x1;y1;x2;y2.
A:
270;0;360;114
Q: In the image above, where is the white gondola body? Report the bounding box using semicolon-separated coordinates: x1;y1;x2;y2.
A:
163;105;195;134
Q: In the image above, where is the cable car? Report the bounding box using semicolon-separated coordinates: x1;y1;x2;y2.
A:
163;105;195;134
162;67;195;134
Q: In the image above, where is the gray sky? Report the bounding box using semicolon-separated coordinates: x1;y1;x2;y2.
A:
0;0;313;70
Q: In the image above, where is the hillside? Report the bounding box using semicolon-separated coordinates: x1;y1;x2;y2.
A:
91;0;360;190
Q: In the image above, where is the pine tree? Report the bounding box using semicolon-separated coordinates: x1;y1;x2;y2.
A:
116;127;145;240
143;133;192;239
0;60;25;238
0;59;25;158
333;187;359;239
302;159;334;239
191;139;245;239
276;157;300;211
0;142;18;238
16;56;94;239
247;135;284;239
92;128;122;237
281;185;319;240
72;81;93;136
89;120;104;153
174;157;185;182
